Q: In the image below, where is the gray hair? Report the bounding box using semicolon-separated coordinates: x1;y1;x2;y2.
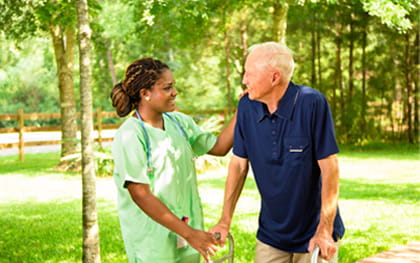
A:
249;42;295;84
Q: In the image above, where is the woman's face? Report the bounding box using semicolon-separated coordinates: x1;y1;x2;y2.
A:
147;69;178;113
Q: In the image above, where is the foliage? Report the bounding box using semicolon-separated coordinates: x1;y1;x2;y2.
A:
361;0;416;32
0;0;419;144
57;146;114;177
0;34;59;116
0;0;38;40
194;114;231;173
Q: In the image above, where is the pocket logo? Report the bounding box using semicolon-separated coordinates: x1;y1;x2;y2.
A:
289;148;303;153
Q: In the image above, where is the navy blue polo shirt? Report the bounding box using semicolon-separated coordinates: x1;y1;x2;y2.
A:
233;82;345;253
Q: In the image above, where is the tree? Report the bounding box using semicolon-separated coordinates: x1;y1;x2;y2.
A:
272;0;290;44
0;0;78;159
75;0;101;262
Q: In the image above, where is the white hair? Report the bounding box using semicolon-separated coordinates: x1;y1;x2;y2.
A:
249;42;295;84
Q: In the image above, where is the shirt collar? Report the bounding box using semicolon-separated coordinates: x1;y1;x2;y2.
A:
256;82;299;122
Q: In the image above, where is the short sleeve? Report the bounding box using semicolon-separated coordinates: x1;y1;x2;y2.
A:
111;121;151;187
311;94;339;160
233;97;248;158
168;112;217;156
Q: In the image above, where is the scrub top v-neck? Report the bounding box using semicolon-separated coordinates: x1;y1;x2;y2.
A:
112;111;217;263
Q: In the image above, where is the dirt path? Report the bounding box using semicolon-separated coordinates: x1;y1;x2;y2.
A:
0;131;115;156
356;242;420;263
0;174;117;203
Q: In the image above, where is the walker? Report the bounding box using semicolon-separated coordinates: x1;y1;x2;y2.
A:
311;246;320;263
209;235;318;263
211;233;234;263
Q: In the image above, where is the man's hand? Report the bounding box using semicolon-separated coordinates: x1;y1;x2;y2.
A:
307;231;337;261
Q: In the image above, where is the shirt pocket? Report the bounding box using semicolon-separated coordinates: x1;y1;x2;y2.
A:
283;137;310;166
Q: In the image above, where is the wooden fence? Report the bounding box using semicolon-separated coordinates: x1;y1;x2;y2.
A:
0;108;227;161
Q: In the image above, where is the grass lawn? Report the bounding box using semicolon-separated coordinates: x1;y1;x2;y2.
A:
0;143;419;262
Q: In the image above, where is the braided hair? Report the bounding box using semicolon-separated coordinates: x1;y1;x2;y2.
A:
110;58;169;117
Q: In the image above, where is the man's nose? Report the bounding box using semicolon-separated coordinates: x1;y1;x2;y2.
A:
242;76;247;85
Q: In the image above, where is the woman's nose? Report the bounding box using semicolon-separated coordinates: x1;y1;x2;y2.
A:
172;87;178;96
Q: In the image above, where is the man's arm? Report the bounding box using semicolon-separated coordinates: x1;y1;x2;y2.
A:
209;155;249;245
308;154;340;260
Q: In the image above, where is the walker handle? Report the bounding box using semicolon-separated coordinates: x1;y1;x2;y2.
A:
311;246;320;263
211;233;234;263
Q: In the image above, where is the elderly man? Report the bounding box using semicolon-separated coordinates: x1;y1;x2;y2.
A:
210;42;345;263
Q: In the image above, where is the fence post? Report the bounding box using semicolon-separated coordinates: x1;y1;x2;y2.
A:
223;107;229;126
96;107;103;148
18;109;24;161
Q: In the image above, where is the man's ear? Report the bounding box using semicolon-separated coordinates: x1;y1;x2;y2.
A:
272;71;282;86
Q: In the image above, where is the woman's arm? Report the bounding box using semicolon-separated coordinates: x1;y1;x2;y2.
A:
207;110;237;156
127;182;218;261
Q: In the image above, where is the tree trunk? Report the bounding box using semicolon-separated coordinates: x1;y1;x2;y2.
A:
311;11;316;89
104;38;117;86
413;31;419;142
76;0;101;262
223;29;232;113
361;20;367;134
333;22;344;132
404;33;413;143
272;0;289;45
348;13;354;104
240;18;248;91
50;25;78;158
316;18;322;94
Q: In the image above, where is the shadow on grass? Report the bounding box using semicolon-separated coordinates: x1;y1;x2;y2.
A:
340;178;420;203
199;175;258;192
0;152;64;176
339;143;419;160
0;199;126;263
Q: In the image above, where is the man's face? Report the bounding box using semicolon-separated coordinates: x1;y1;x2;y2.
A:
242;51;273;101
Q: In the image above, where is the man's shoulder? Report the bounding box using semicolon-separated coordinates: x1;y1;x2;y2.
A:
238;94;260;108
293;83;326;102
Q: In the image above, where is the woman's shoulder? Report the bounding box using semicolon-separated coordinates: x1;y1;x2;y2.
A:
115;117;140;137
165;111;194;123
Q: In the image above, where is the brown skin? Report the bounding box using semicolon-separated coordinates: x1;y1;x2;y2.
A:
210;48;340;261
127;69;237;262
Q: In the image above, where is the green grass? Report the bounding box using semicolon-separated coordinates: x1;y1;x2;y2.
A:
0;152;61;175
0;144;419;262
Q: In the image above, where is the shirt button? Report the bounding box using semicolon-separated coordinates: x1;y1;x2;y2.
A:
272;119;276;123
272;130;276;135
273;141;277;145
272;152;277;155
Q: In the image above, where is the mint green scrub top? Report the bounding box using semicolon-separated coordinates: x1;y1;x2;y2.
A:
112;112;217;263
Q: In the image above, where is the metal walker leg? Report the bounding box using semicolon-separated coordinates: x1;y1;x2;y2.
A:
212;233;234;263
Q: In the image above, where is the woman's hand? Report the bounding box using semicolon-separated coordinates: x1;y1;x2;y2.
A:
209;222;230;247
185;229;219;262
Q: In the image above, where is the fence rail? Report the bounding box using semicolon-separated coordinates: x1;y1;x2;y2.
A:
0;108;227;161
